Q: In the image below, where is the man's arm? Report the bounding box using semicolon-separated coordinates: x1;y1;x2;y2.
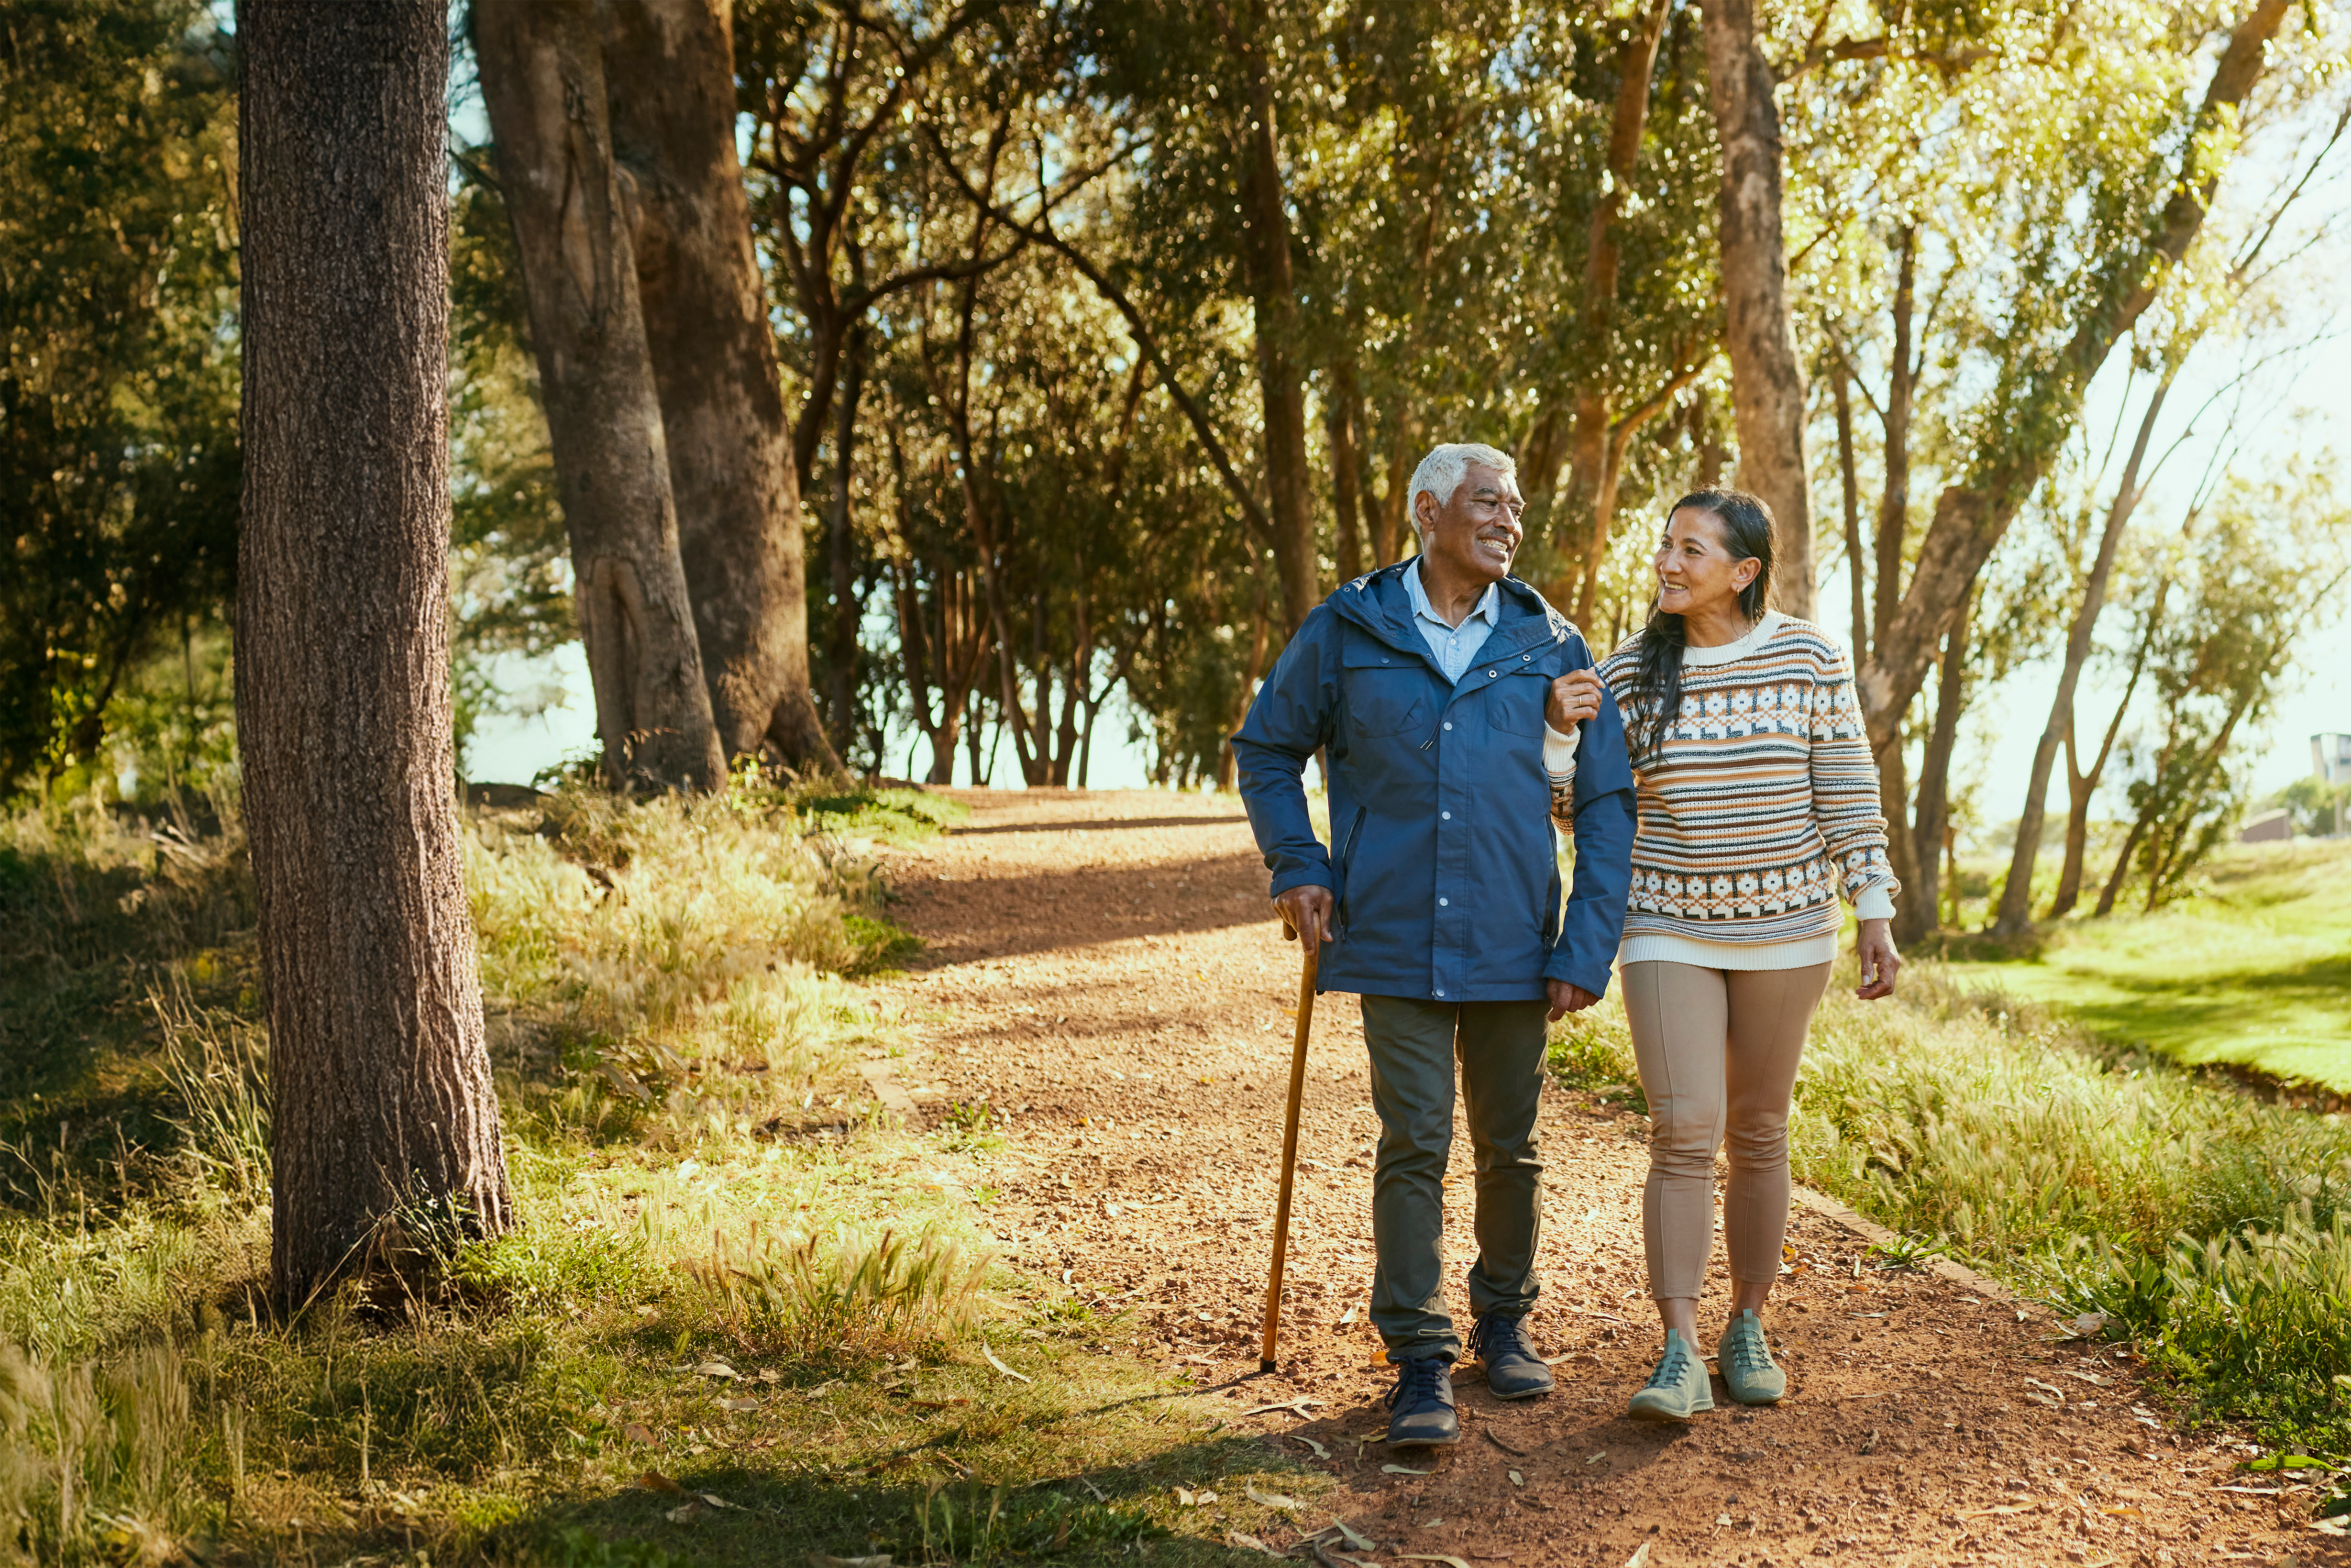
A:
1231;610;1341;949
1544;641;1635;999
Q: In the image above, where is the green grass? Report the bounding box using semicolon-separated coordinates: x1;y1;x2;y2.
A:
1945;839;2351;1092
1551;954;2351;1464
0;783;1319;1566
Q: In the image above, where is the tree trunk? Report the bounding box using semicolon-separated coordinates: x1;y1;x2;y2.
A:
1992;376;2172;935
597;0;836;773
2050;603;2160;917
238;0;513;1306
1830;355;1864;659
1559;0;1670;623
1900;582;1972;945
1873;230;1916;646
1854;0;2290;748
1218;595;1273;792
1234;8;1318;632
475;0;725;792
1698;0;1813;618
824;325;867;752
1327;359;1366;582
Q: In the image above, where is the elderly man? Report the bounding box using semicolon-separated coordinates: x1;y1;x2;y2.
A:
1233;442;1635;1447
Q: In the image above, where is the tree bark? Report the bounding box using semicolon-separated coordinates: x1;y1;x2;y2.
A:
1992;375;2172;935
1873;229;1917;644
238;0;513;1306
1831;355;1864;659
475;0;725;792
1560;0;1672;623
1900;581;1972;946
1232;5;1318;632
824;324;867;752
1698;0;1814;618
2050;599;2160;918
1327;359;1366;582
1855;0;2291;750
596;0;838;773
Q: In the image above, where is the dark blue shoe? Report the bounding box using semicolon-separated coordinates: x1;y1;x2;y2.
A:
1383;1355;1459;1446
1468;1310;1554;1400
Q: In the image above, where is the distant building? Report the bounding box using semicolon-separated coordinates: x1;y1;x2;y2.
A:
2317;733;2351;787
2240;808;2293;844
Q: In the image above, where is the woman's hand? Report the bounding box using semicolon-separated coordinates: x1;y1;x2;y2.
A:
1546;669;1605;732
1855;917;1900;1001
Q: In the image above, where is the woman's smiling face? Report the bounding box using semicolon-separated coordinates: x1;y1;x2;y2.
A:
1655;506;1759;620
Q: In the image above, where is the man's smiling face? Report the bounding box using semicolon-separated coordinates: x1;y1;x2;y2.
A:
1419;462;1527;585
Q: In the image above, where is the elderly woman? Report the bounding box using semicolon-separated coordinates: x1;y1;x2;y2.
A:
1553;487;1900;1422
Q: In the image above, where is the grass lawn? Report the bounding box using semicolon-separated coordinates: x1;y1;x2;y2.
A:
1944;839;2351;1093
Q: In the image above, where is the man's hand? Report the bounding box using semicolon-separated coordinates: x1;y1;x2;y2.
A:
1274;885;1335;956
1547;668;1605;732
1855;917;1901;1001
1546;978;1599;1021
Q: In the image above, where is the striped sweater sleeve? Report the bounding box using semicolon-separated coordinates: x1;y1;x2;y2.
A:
1807;640;1899;908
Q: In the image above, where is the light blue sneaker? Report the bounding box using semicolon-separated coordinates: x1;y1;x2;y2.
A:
1627;1330;1713;1422
1716;1308;1787;1404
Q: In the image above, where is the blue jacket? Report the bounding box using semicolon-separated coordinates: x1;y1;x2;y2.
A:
1232;564;1636;1002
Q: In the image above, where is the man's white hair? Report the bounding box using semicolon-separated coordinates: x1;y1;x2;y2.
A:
1409;442;1517;540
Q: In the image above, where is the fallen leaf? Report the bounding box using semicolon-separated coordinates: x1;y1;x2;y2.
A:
1508;1470;1523;1487
1325;1519;1377;1551
981;1345;1032;1383
1716;1513;1733;1526
698;1493;736;1509
1247;1487;1302;1510
1294;1435;1331;1458
1382;1463;1433;1476
1397;1556;1473;1568
664;1501;706;1524
1226;1531;1278;1556
1959;1504;2038;1518
717;1397;761;1413
1175;1487;1196;1506
1623;1546;1653;1568
636;1471;685;1493
622;1422;656;1446
1584;1450;1609;1466
758;1369;781;1384
1338;1305;1359;1326
693;1360;739;1379
2069;1311;2110;1339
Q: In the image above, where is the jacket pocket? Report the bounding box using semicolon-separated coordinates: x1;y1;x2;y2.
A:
1334;807;1369;934
1487;670;1554;737
1341;640;1431;738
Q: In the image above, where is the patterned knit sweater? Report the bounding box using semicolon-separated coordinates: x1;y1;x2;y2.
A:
1573;612;1898;956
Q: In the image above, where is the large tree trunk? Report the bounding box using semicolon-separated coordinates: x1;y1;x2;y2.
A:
238;0;513;1306
1831;357;1865;659
1234;6;1318;631
1698;0;1814;618
597;0;838;773
1900;582;1972;946
475;0;725;792
1855;0;2291;748
1992;376;2172;935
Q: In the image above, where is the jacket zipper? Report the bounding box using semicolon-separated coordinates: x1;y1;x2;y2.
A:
1334;807;1368;934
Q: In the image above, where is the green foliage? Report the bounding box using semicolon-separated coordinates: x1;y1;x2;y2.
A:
0;0;241;798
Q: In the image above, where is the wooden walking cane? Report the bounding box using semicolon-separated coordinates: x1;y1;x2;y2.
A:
1259;911;1318;1374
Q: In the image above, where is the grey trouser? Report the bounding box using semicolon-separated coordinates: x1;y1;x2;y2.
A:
1360;994;1550;1362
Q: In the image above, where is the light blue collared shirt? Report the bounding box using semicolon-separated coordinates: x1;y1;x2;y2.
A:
1402;559;1502;683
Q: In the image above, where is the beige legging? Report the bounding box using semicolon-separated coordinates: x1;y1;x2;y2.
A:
1620;961;1832;1301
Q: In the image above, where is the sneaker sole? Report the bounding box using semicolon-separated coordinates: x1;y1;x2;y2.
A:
1485;1375;1554;1401
1626;1393;1714;1422
1385;1430;1462;1447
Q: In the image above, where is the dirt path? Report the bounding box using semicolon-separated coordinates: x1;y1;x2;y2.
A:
877;789;2331;1568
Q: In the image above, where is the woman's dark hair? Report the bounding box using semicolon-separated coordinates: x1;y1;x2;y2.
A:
1626;489;1778;762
